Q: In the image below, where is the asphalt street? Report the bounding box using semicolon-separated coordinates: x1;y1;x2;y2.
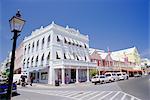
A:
9;75;150;100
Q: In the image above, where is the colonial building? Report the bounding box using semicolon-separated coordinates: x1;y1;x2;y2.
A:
22;22;96;85
89;47;142;76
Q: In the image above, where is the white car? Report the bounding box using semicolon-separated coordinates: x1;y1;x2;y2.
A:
117;72;129;80
117;73;125;80
105;73;115;82
91;75;100;85
99;75;110;83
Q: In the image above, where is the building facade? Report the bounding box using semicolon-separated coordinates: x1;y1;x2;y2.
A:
14;42;23;74
89;47;142;76
22;22;96;85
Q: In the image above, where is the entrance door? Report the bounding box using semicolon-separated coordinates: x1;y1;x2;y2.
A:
71;69;76;83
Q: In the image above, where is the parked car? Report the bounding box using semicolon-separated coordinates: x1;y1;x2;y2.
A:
116;73;125;80
122;72;129;80
0;80;17;96
91;75;100;85
105;72;118;82
99;75;110;83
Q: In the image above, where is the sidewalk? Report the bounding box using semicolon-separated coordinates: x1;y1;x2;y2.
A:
20;82;93;89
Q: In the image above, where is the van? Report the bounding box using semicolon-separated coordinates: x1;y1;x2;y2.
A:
13;74;27;85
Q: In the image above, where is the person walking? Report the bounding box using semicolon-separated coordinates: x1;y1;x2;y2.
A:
30;76;34;86
21;76;26;87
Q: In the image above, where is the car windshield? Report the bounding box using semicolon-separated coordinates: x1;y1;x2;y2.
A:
106;74;111;77
100;76;105;78
117;74;121;76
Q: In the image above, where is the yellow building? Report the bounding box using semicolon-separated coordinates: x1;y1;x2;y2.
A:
112;47;141;65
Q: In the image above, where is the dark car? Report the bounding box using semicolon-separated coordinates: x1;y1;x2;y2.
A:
0;81;17;95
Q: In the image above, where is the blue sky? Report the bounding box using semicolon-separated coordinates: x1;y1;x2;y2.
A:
0;0;149;63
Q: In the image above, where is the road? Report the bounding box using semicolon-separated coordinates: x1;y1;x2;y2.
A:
10;75;149;100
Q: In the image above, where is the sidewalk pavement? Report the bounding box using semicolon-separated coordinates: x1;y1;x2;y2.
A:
18;82;93;89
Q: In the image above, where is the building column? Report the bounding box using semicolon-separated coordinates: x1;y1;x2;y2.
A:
61;68;65;85
48;67;55;84
76;68;79;83
87;68;90;82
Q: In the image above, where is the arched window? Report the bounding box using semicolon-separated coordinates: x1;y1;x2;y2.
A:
41;54;44;66
36;40;39;51
57;36;60;42
31;57;34;67
24;46;26;54
47;52;50;64
23;59;26;68
27;58;30;68
35;56;38;67
32;42;34;52
28;44;30;54
47;35;51;47
42;38;44;49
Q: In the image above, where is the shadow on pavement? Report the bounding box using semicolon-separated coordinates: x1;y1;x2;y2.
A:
0;93;20;100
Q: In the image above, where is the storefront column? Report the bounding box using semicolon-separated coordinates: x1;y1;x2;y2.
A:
61;68;65;84
76;68;79;83
87;68;90;82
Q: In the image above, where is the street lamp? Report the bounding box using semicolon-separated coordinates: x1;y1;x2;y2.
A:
7;10;25;100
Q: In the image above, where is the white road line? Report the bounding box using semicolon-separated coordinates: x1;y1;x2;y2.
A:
98;91;113;100
73;91;90;98
67;91;82;97
121;94;126;100
109;91;121;100
87;91;105;100
78;91;99;100
121;91;141;100
62;91;81;96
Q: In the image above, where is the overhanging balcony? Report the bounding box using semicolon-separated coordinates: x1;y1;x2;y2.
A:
53;59;97;68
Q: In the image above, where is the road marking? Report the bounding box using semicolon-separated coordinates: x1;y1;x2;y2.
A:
109;91;120;100
98;91;113;100
121;91;141;100
121;94;126;100
87;91;106;100
78;91;99;100
18;89;142;100
73;91;90;98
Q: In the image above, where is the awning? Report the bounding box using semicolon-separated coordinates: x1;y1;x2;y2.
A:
64;37;70;42
70;54;74;60
57;35;62;40
65;52;70;59
56;51;62;59
69;38;74;44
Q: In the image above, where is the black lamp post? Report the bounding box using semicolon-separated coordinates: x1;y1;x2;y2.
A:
7;10;25;100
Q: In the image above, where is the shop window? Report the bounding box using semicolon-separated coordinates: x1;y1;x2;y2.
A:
41;72;48;80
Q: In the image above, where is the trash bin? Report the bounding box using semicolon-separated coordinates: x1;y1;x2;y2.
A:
55;80;59;86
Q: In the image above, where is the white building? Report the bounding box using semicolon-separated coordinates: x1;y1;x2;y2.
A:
22;22;96;85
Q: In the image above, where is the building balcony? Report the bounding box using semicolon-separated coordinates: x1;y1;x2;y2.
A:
52;59;97;68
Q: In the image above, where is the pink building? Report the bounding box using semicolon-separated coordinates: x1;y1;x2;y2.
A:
14;42;23;74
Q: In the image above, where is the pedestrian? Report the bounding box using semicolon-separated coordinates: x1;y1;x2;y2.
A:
30;76;34;86
21;76;26;87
